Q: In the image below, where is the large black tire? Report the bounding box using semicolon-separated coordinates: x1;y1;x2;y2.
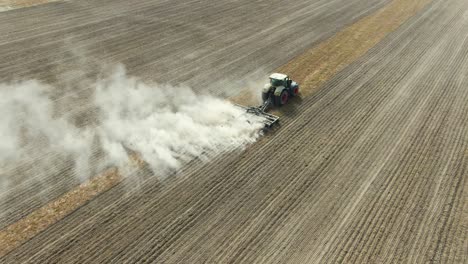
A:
262;92;270;102
274;89;289;106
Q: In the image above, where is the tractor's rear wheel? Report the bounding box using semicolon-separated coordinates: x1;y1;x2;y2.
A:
262;92;270;102
274;89;289;106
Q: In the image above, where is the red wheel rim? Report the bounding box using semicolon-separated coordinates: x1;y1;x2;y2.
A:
293;87;299;95
281;92;288;104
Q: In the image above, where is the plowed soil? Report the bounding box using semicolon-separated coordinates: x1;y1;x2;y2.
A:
1;0;467;263
0;0;61;11
0;0;391;235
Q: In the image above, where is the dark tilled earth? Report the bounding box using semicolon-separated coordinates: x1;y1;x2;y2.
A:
1;0;467;263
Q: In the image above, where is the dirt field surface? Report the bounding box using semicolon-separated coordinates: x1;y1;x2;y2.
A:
0;0;61;11
1;0;467;263
0;0;390;234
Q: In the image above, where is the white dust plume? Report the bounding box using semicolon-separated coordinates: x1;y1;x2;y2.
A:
0;65;264;190
95;65;265;174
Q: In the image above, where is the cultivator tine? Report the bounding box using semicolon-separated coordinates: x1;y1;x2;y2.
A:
236;97;279;129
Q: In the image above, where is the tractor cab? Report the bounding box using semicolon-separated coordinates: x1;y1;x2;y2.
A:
269;73;289;87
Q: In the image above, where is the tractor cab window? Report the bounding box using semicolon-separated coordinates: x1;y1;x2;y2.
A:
270;78;284;86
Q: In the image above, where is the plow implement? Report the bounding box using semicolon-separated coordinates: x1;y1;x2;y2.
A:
237;97;279;128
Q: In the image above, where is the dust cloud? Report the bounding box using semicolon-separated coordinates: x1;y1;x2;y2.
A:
0;65;264;190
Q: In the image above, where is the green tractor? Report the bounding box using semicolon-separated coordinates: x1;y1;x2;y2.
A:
241;73;300;128
262;73;299;106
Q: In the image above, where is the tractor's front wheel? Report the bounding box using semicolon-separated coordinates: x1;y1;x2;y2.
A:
274;89;289;106
291;86;299;97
